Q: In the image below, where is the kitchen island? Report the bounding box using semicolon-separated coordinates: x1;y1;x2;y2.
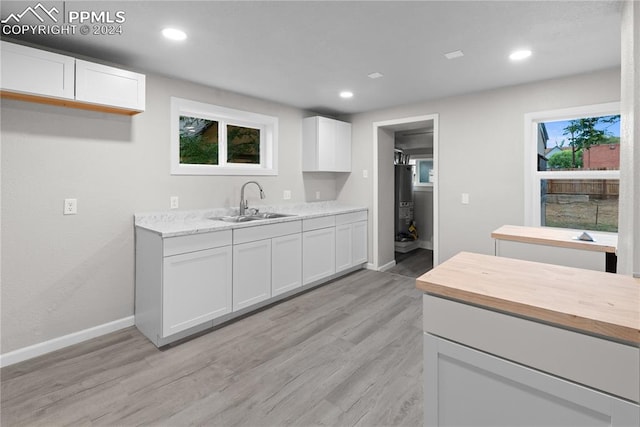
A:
416;252;639;426
492;224;618;272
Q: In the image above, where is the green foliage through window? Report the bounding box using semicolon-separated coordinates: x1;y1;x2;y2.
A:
227;125;260;164
179;116;219;165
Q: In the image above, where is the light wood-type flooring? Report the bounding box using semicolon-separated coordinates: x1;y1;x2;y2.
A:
388;249;433;279
1;256;429;426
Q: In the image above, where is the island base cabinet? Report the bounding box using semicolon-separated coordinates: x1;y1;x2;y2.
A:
424;334;640;427
162;246;232;337
233;239;272;311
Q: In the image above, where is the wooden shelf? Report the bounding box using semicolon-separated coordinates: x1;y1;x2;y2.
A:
1;91;142;116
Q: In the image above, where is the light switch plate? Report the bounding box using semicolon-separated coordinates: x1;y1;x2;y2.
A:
283;190;291;200
461;193;470;205
170;196;179;209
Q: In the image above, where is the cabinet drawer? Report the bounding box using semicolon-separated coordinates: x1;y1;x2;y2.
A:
233;220;301;245
302;215;335;231
335;210;367;225
423;294;640;402
164;230;232;257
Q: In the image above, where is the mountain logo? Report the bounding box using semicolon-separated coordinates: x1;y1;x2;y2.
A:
1;3;59;24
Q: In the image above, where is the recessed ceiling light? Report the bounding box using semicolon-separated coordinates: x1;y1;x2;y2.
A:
162;28;187;41
444;50;464;60
368;72;384;79
509;49;532;61
340;91;354;99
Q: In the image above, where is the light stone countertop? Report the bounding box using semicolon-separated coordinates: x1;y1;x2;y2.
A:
134;201;368;237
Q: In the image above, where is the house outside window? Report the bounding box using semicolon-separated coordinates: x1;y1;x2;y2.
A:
171;97;278;175
525;102;620;233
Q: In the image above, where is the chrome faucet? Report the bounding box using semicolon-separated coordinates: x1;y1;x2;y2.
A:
239;181;265;216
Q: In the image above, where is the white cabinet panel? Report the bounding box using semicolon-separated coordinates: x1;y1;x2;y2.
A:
75;59;145;111
303;227;336;285
334;119;352;172
335;224;352;273
424;334;640;427
351;220;368;265
162;246;232;337
272;233;302;297
302;116;351;172
336;219;367;273
1;41;75;100
233;239;272;311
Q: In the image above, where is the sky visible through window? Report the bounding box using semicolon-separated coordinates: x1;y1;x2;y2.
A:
544;118;620;147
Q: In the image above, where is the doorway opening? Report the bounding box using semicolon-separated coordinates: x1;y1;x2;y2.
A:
372;114;439;272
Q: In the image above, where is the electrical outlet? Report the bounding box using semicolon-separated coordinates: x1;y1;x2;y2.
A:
315;191;321;200
283;190;291;200
362;169;368;178
461;193;470;205
64;198;77;215
170;196;179;209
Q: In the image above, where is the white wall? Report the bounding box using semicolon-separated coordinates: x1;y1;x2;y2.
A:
339;68;621;265
0;73;338;354
618;0;640;277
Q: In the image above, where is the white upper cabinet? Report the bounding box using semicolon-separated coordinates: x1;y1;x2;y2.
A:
0;41;145;114
302;116;352;172
75;60;145;111
0;41;75;100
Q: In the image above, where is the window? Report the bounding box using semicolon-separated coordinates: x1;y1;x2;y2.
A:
411;158;433;187
171;97;278;175
524;102;620;232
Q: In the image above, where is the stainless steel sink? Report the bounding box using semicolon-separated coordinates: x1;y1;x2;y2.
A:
210;213;295;223
249;212;295;219
210;215;258;223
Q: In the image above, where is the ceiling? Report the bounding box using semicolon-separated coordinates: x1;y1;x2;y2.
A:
0;1;623;116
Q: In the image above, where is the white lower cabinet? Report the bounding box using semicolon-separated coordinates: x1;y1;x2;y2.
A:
351;220;368;265
135;228;233;347
424;334;639;427
335;211;368;273
233;239;272;311
272;233;302;297
303;226;336;285
163;246;232;337
335;224;353;272
135;210;367;347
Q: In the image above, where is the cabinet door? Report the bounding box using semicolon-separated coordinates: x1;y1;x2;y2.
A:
335;224;353;273
272;234;302;297
302;227;336;285
317;117;336;171
233;239;271;311
162;246;232;337
424;334;640;427
333;120;352;172
351;220;368;265
1;41;74;100
75;59;145;111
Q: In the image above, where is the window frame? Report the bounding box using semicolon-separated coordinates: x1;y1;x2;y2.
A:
171;97;278;175
524;102;620;228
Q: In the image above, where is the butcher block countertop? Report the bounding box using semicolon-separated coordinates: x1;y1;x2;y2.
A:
491;225;617;253
416;252;640;345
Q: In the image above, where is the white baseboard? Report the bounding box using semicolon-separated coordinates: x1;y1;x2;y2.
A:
378;259;397;272
419;240;433;250
0;316;135;368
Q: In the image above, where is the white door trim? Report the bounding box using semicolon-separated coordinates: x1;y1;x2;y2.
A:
372;114;440;270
